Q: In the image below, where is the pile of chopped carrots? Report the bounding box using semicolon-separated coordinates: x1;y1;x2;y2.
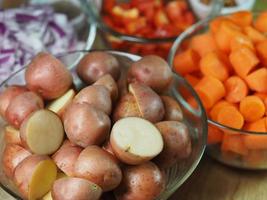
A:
173;11;267;165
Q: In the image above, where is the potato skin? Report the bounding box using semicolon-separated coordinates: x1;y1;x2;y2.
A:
52;177;102;200
63;103;111;148
5;92;44;128
114;162;165;200
127;55;173;93
52;140;83;176
0;85;28;118
74;145;122;192
4;126;22;145
77;52;120;84
25;52;73;100
2;144;31;179
154;121;192;169
161;96;183;121
73;85;112;115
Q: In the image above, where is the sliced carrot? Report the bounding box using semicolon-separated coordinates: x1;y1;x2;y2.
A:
208;125;224;144
230;33;255;52
209;100;234;121
221;134;248;156
184;74;200;86
244;134;267;150
194;76;225;109
244;26;266;44
214;20;242;53
209;17;230;34
173;49;200;75
256;39;267;65
254;92;267;100
228;11;253;27
199;51;229;81
229;47;259;79
246;68;267;93
224;76;248;103
217;105;244;129
190;33;218;57
254;11;267;33
239;95;265;122
243;150;265;167
244;117;267;133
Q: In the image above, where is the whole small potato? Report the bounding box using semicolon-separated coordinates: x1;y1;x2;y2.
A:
5;91;44;128
52;177;102;200
63;103;111;147
25;52;73;100
52;140;83;176
2;144;31;179
114;162;165;200
77;52;120;84
0;85;28;118
127;55;173;93
154;121;192;169
73;85;112;115
161;95;183;121
74;145;122;192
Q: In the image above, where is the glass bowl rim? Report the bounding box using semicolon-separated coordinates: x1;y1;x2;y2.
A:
0;49;207;200
168;11;267;135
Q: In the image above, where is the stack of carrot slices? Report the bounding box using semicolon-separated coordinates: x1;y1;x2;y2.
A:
174;11;267;165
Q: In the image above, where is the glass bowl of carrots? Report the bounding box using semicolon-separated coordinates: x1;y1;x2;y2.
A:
169;10;267;169
80;0;220;59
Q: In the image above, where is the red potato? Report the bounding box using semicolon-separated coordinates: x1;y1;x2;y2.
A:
110;117;163;165
127;55;173;93
114;162;165;200
4;126;21;145
77;52;120;84
2;144;31;179
74;145;122;192
161;95;183;121
63;103;111;148
20;109;64;155
73;85;112;115
14;155;57;200
52;140;83;176
5;91;44;128
25;52;73;100
154;121;192;169
52;177;102;200
94;74;119;102
47;89;75;117
0;85;28;118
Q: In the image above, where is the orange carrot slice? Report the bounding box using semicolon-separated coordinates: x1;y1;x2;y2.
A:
228;11;253;27
208;125;224;144
244;26;266;44
217;105;244;129
209;100;234;121
229;47;259;79
173;49;200;75
246;68;267;93
199;51;229;81
209;17;230;34
244;134;267;150
194;76;225;109
256;39;267;65
230;33;255;52
254;92;267;100
239;95;265;122
224;76;248;103
244;117;267;133
184;74;200;86
254;11;267;33
221;134;248;156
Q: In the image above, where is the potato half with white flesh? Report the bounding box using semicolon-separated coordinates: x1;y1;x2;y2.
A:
14;155;57;200
52;177;102;200
20;109;64;155
47;89;75;117
4;126;21;145
110;117;163;165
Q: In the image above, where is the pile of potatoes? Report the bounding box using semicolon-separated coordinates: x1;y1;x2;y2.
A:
0;51;192;200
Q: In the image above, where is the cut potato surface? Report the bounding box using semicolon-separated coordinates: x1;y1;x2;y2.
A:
20;109;64;155
110;117;163;165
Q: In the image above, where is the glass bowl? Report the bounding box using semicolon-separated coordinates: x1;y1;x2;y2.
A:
0;50;207;199
80;0;221;59
168;12;267;169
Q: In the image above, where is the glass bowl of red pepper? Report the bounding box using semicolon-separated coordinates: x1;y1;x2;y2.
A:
81;0;220;59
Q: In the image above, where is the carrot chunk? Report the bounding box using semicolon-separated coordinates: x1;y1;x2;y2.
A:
184;74;200;86
244;134;267;150
244;26;266;44
239;95;265;122
224;76;248;103
221;134;248;156
244;117;267;133
256;40;267;65
230;33;255;52
228;11;253;27
217;105;244;129
229;47;259;79
246;68;267;93
208;125;224;144
254;11;267;33
209;100;234;121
